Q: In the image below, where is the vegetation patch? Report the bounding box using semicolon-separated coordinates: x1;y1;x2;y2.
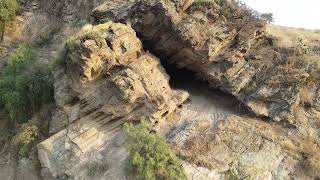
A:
34;27;60;47
12;123;39;157
226;169;240;180
124;120;187;180
18;143;32;157
66;22;113;51
297;38;312;55
12;124;39;145
87;162;109;176
0;0;18;42
190;0;218;11
0;44;54;124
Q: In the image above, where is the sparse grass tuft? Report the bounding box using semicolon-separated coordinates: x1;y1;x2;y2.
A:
87;162;109;176
227;169;240;180
34;27;60;47
188;0;254;23
66;22;126;50
34;32;52;47
18;143;31;157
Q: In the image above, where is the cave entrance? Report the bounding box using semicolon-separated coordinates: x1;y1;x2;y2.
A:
160;58;204;89
158;57;247;123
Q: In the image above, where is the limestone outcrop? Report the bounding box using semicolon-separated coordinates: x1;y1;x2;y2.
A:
92;0;313;121
37;22;188;179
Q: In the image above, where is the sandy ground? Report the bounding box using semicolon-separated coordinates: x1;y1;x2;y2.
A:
178;81;244;122
170;75;246;125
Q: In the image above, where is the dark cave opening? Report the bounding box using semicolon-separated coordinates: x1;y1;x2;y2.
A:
160;58;207;89
142;45;250;120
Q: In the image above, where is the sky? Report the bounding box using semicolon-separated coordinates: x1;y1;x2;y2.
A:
240;0;320;30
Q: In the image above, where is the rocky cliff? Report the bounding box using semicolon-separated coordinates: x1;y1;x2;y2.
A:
35;0;320;179
92;0;314;122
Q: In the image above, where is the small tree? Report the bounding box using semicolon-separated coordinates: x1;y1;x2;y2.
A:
0;0;18;42
260;13;273;23
124;120;187;180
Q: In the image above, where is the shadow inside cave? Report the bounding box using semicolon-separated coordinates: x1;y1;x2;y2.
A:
160;58;249;123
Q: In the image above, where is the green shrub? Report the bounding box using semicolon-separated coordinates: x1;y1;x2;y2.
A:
28;66;54;108
190;0;218;11
3;44;35;75
124;120;187;180
18;143;31;157
0;44;54;123
0;0;18;42
62;174;71;180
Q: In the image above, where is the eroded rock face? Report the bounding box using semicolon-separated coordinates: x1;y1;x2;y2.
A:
92;0;313;121
38;22;188;179
167;115;320;179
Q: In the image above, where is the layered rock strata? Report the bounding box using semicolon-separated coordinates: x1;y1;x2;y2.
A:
92;0;313;121
38;22;188;179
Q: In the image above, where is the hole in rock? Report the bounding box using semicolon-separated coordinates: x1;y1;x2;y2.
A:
158;56;249;123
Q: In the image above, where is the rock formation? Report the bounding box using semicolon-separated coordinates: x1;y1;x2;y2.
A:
92;0;313;121
35;0;320;179
38;22;188;179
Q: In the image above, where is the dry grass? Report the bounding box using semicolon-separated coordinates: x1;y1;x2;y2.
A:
267;25;320;49
266;25;320;86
